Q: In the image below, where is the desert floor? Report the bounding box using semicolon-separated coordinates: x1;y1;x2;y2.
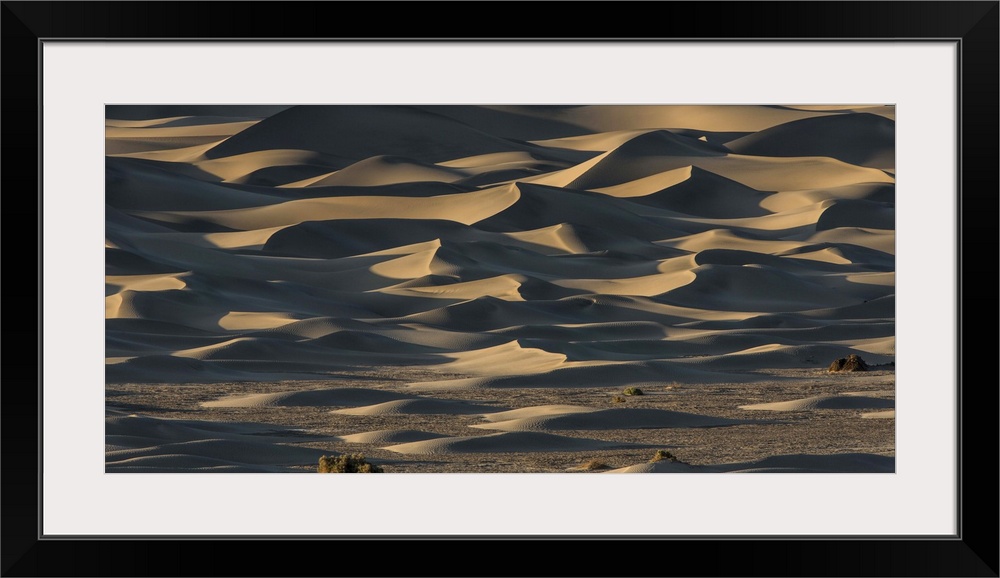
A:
107;365;894;473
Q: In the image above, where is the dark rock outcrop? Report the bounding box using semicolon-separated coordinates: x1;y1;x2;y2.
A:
828;354;869;372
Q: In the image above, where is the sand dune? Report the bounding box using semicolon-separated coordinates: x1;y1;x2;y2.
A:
306;155;470;187
105;412;332;472
106;105;895;473
332;398;504;416
472;407;745;431
610;452;895;473
726;113;895;170
740;395;895;411
106;120;258;140
439;341;567;375
564;130;726;191
816;199;895;231
606;167;772;218
105;114;262;158
411;105;593;141
760;183;894;213
478;405;598;422
532;131;892;193
719;453;895;473
806;227;896;255
607;460;705;473
106;412;317;443
106;157;286;211
201;387;417;408
530;129;657;153
192;149;343;184
408;360;768;391
204;105;553;164
658;264;858;312
129;183;522;230
338;429;450;444
689;155;893;191
383;431;630;454
861;410;896;419
517;105;837;133
106;438;326;466
674;344;894;371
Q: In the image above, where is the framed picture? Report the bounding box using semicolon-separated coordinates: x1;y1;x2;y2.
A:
6;2;997;576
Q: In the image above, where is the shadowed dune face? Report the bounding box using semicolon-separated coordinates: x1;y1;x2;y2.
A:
609;452;895;474
106;105;894;473
739;394;895;411
104;411;334;472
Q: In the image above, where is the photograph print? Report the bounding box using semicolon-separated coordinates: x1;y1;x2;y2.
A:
105;104;896;474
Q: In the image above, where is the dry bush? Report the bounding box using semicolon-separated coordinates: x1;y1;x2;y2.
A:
650;450;678;463
318;454;384;473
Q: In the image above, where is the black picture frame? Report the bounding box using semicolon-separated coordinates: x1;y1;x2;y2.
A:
3;2;997;576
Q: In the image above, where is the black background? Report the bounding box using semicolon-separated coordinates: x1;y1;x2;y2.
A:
2;2;997;576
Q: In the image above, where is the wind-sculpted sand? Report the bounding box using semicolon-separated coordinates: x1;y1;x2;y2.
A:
106;105;894;473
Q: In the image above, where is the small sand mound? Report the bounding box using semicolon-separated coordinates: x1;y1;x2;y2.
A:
828;354;869;372
105;414;324;444
607;460;703;473
105;438;329;466
332;398;503;416
740;395;894;411
609;452;894;473
105;456;286;473
383;431;628;454
722;452;894;473
478;405;598;422
472;408;743;431
338;429;449;444
861;410;896;419
201;388;416;408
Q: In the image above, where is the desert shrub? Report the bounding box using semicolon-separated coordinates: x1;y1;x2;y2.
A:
318;453;384;473
623;386;644;396
611;395;627;404
650;450;678;463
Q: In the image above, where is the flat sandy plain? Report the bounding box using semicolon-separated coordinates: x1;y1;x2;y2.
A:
105;105;895;473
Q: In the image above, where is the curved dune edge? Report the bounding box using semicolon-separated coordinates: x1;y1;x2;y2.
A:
105;413;333;472
405;361;773;391
105;412;329;442
478;405;598;422
739;395;895;411
338;429;450;445
201;388;417;408
861;410;896;419
608;453;894;473
382;431;631;454
471;407;745;431
439;341;567;375
332;398;505;416
106;438;328;465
